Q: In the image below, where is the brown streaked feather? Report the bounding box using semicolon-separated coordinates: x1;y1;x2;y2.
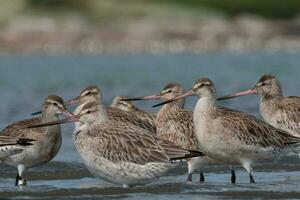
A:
157;109;198;150
0;135;21;144
125;108;156;130
258;74;276;83
274;96;300;135
76;122;202;165
107;107;156;134
46;95;64;105
0;118;44;138
110;96;157;130
80;85;99;95
215;107;300;149
163;83;181;90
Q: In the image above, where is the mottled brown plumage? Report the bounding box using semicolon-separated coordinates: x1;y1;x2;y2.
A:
71;86;156;133
156;84;197;150
1;95;68;186
212;106;300;148
273;96;300;136
76;121;197;165
124;83;216;182
110;96;156;129
158;78;300;183
29;101;204;187
1;118;41;138
218;74;300;138
257;75;300;138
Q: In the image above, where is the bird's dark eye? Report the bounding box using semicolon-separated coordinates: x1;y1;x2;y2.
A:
167;90;172;93
86;110;91;114
53;103;58;106
86;92;91;95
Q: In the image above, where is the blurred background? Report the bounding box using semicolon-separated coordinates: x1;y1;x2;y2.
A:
1;0;300;54
1;0;300;151
0;0;299;139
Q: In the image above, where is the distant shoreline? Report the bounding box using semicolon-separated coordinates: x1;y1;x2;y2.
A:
2;0;300;55
1;14;300;54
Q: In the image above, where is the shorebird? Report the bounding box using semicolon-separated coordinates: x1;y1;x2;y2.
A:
0;136;34;160
111;96;143;112
153;78;300;183
110;95;156;128
123;83;221;183
218;74;300;137
28;101;204;187
66;86;156;133
1;95;72;186
31;86;156;132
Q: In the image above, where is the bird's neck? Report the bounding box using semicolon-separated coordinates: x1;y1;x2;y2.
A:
194;94;217;114
261;91;283;101
158;98;184;117
41;110;61;134
261;83;283;100
97;104;109;123
41;110;59;124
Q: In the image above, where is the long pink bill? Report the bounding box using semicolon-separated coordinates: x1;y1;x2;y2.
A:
152;89;195;107
65;95;81;106
217;88;257;100
63;108;75;118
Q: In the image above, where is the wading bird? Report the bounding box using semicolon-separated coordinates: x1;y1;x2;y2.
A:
1;95;72;186
28;101;204;187
153;78;300;183
123;83;225;183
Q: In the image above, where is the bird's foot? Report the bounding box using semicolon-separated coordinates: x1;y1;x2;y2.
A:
15;174;27;187
199;172;205;182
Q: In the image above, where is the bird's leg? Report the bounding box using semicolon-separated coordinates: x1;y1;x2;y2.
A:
15;164;26;187
15;173;20;186
249;173;256;184
186;160;193;182
186;173;192;182
199;168;205;182
230;165;236;184
242;161;255;184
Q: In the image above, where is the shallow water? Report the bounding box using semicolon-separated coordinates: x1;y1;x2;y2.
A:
0;52;299;199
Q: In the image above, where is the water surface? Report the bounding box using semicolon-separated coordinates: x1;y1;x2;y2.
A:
0;52;299;199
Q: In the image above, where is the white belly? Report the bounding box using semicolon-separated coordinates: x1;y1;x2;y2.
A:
74;138;175;187
193;109;271;165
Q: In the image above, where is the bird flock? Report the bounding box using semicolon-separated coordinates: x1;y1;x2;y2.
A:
0;74;300;188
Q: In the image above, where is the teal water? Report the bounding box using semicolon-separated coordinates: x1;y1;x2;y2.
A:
0;52;299;199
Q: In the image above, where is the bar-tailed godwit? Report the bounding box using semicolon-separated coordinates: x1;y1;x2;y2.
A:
28;101;204;187
153;78;300;183
123;83;237;183
1;95;72;186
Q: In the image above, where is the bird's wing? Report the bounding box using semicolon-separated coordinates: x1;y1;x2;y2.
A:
85;123;202;165
218;107;300;149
